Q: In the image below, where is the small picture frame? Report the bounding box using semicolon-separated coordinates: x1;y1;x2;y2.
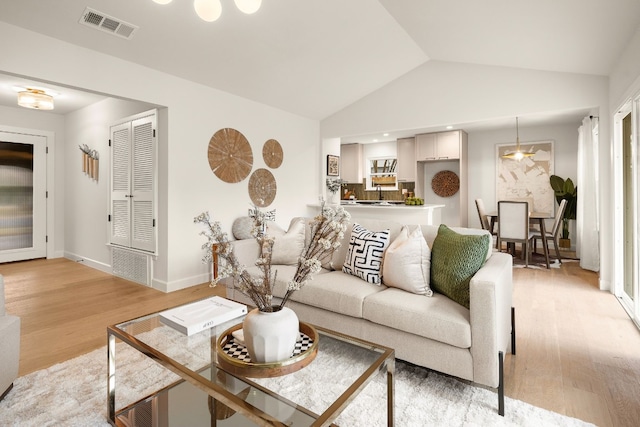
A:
327;155;340;176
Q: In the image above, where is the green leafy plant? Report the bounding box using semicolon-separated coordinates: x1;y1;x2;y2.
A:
549;175;577;239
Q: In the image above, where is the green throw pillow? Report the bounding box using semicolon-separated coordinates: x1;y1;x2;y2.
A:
430;224;490;309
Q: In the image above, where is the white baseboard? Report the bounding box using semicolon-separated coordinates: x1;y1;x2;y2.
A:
63;251;111;274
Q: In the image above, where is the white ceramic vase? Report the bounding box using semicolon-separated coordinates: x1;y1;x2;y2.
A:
242;306;299;363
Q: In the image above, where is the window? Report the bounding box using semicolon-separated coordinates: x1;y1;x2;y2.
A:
367;157;397;190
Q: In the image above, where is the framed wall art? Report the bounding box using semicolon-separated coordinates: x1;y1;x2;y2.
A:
496;140;554;216
327;154;339;176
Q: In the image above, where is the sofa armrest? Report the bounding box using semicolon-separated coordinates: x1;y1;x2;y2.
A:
0;275;5;316
469;252;513;388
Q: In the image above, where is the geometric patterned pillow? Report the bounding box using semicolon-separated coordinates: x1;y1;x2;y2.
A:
430;224;490;309
342;223;390;285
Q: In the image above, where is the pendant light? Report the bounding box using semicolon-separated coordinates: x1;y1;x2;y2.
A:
501;117;534;160
234;0;262;14
194;0;222;22
152;0;261;22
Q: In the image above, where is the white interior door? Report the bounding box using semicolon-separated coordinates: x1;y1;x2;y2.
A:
0;130;46;263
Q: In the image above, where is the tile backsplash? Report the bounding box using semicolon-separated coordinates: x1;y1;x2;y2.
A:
340;181;415;201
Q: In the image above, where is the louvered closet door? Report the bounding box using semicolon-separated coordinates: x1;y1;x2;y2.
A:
109;112;157;253
110;122;131;247
130;116;156;252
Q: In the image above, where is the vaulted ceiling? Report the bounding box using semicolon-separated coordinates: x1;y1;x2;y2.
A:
0;0;639;120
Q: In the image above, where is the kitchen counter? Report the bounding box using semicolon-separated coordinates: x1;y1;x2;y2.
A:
308;202;444;225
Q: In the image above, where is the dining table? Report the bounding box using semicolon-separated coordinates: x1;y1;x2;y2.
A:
487;211;553;269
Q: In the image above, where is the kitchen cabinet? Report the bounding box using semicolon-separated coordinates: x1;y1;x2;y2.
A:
396;137;416;181
415;130;468;227
340;143;363;183
416;130;461;161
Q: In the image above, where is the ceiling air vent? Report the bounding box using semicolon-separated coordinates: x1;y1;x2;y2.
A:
79;7;138;40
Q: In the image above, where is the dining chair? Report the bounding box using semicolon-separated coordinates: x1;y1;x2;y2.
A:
531;199;567;264
476;198;498;248
475;198;493;232
497;201;535;267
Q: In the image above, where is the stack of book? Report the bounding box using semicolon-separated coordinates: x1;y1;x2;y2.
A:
159;296;247;336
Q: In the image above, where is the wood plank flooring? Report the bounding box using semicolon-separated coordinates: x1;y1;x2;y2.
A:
0;258;223;376
2;257;639;426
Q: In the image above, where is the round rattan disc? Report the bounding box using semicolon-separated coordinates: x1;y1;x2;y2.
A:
248;168;277;207
262;139;283;169
208;128;253;183
431;170;460;197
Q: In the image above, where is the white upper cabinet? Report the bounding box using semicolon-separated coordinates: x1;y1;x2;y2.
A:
396;137;416;181
340;143;363;183
416;130;461;161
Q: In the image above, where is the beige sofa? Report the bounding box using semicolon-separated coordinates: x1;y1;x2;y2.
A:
0;274;20;401
224;217;514;415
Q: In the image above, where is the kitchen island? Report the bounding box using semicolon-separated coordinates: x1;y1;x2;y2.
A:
309;201;444;225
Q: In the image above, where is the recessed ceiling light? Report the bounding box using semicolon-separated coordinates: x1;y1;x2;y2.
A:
373;139;378;142
383;133;389;136
446;125;453;130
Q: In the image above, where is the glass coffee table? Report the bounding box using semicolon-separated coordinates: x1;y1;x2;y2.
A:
107;300;395;426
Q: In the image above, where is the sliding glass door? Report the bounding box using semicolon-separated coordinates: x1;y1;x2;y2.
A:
0;130;46;263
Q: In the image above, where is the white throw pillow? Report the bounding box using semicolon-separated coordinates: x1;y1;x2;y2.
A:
271;218;306;265
383;225;433;296
342;223;390;285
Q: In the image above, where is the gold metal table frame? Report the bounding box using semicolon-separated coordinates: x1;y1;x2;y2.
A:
107;302;395;426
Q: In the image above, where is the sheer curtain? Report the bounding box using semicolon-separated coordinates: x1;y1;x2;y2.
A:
577;116;600;271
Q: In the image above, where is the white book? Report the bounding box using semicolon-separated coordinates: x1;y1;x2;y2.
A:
159;296;247;336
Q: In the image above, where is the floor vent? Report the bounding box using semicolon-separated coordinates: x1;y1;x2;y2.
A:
79;7;138;40
112;247;152;286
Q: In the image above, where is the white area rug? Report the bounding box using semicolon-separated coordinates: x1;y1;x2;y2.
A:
0;328;594;427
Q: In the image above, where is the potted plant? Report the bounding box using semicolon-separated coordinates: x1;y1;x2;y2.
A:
549;175;577;248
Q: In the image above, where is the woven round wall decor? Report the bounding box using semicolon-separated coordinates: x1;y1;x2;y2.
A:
208;128;254;183
248;168;277;207
262;139;283;169
431;170;460;197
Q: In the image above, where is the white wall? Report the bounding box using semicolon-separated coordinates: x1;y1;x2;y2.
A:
63;98;156;271
467;123;580;236
608;25;640;293
321;60;608;139
321;59;610;288
0;22;320;292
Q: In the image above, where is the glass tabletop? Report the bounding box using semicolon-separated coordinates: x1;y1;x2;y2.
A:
107;299;395;426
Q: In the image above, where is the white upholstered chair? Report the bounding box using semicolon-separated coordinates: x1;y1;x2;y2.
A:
475;198;493;232
0;274;20;401
532;199;568;263
475;198;498;248
497;201;535;267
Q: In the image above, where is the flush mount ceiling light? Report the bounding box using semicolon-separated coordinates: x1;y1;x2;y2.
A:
16;88;55;110
153;0;261;22
501;117;534;160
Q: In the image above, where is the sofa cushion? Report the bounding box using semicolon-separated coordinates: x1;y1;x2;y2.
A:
329;219;403;271
232;216;285;240
243;265;330;299
363;287;471;349
342;223;390;284
430;224;490;309
420;224;492;260
287;270;387;318
382;225;433;296
271;217;306;265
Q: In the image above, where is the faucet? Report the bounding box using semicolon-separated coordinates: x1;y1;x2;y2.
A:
377;185;382;200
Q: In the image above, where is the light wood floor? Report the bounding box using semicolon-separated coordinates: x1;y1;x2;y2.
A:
3;257;640;426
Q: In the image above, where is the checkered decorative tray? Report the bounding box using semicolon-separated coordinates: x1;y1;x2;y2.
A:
216;322;319;378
